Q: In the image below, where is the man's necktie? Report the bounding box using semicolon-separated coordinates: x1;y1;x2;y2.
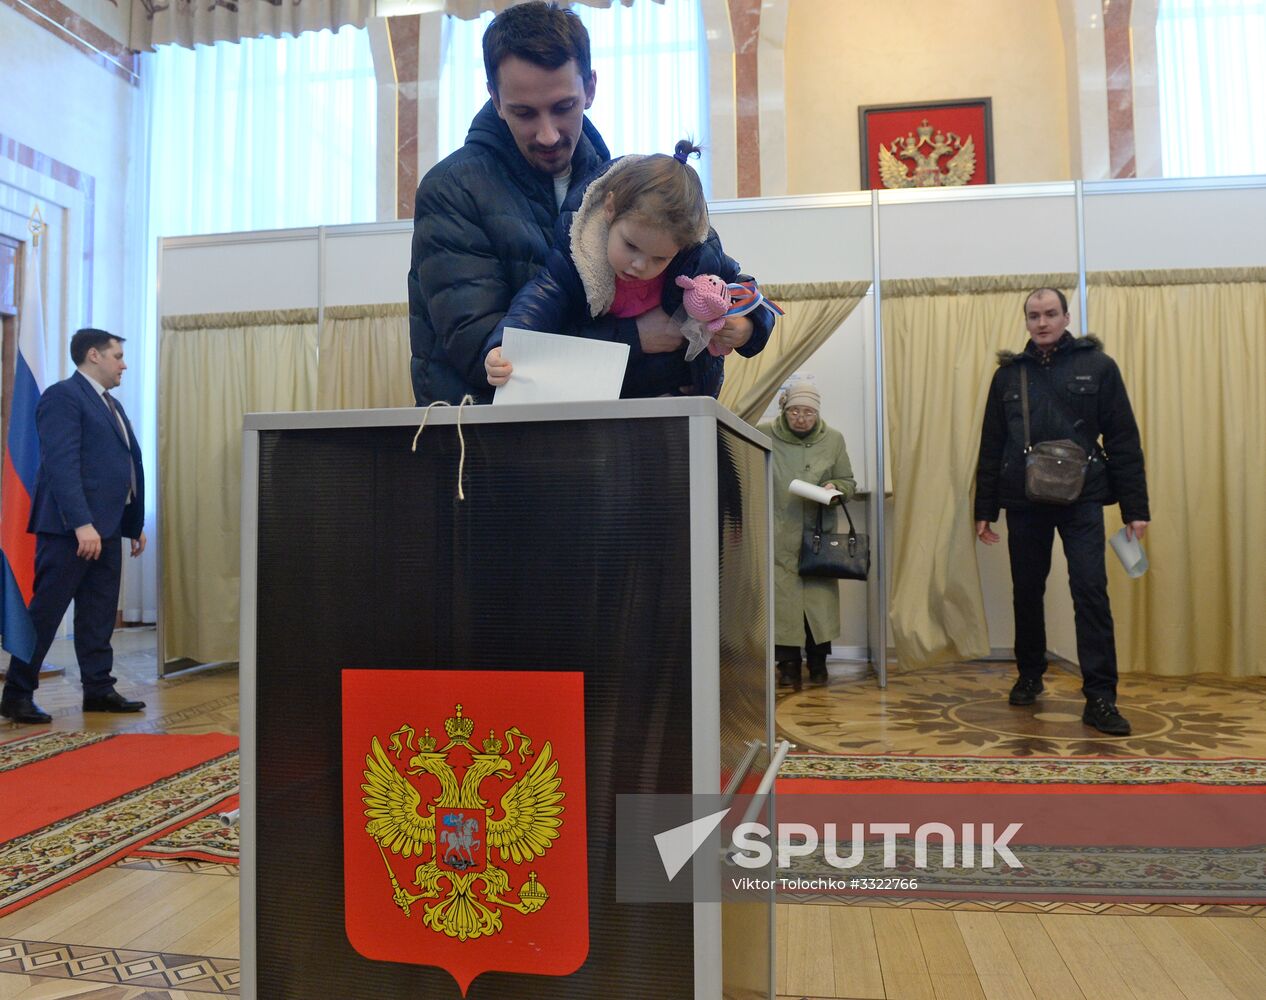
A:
103;392;138;501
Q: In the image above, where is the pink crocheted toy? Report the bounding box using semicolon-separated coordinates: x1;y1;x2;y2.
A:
676;274;731;331
676;273;734;359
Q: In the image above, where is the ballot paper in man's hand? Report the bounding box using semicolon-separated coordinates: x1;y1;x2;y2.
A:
492;328;630;405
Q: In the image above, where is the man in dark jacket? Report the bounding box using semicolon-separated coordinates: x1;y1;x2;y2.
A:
408;2;687;404
974;288;1150;736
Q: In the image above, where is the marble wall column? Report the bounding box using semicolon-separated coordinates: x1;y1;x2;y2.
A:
1129;0;1162;177
727;0;761;198
1103;0;1136;177
376;12;442;222
387;14;420;220
1057;0;1162;180
756;2;788;197
703;0;789;199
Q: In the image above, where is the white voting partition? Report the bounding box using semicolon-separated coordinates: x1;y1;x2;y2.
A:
322;221;412;307
1083;178;1266;272
158;177;1266;681
159;230;319;316
878;185;1079;280
708;194;875;284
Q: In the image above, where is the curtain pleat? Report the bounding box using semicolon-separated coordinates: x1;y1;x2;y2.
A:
317;305;413;410
159;316;318;663
1088;271;1266;677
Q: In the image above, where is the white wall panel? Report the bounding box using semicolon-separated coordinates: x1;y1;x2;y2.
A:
323;223;413;306
1084;185;1266;271
878;186;1078;279
161;233;318;315
709;199;874;284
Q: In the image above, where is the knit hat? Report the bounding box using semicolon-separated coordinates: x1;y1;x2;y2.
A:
781;378;821;411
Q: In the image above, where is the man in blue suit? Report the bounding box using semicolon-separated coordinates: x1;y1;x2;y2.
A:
1;329;147;724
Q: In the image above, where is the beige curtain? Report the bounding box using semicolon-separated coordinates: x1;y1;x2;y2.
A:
882;274;1077;670
317;304;413;410
1089;268;1266;677
718;281;871;424
131;0;369;51
159;310;318;663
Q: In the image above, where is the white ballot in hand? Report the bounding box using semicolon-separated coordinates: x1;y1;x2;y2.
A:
789;478;842;506
1109;526;1149;578
493;328;629;405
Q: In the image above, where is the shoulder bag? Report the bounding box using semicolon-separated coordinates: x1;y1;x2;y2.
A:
1020;366;1088;505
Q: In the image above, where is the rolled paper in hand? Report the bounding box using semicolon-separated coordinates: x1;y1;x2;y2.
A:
218;808;241;827
789;478;842;506
1108;527;1148;578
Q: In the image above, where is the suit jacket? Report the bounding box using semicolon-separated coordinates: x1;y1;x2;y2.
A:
28;371;145;540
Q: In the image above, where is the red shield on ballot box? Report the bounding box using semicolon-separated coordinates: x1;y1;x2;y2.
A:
342;669;588;995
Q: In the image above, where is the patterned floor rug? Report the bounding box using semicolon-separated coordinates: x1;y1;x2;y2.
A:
0;730;239;916
775;754;1266;905
128;793;240;863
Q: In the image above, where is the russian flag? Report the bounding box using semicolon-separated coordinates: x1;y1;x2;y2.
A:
1;245;46;662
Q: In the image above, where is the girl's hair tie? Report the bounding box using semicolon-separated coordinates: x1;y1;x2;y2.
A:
673;149;689;164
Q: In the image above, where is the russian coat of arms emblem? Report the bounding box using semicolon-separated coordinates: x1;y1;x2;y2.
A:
878;118;977;188
360;704;559;940
342;670;588;993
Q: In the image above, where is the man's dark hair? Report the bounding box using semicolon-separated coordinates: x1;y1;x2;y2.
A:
1023;287;1069;315
483;1;592;96
71;328;125;366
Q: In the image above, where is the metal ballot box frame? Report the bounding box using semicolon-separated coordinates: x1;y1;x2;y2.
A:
239;398;776;999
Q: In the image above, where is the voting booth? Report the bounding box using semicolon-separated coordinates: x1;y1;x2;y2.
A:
238;398;777;999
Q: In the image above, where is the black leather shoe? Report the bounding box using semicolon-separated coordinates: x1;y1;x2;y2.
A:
776;663;802;693
1008;676;1044;706
807;666;829;686
83;690;146;713
1083;697;1131;736
0;695;53;724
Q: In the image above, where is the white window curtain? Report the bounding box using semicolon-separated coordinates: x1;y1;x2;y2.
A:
122;25;376;623
438;0;710;192
1156;0;1266;176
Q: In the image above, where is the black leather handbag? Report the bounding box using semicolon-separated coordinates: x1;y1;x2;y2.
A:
798;501;869;580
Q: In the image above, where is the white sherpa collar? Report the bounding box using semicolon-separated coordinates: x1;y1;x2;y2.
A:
570;155;648;318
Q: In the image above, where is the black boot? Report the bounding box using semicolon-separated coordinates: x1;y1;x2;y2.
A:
806;645;830;686
777;661;802;692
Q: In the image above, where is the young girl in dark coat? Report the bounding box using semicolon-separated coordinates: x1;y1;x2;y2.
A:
482;141;773;398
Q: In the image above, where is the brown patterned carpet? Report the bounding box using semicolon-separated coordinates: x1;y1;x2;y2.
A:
777;660;1266;758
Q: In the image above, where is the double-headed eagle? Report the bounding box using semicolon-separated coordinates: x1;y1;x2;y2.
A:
360;705;563;941
878;118;976;188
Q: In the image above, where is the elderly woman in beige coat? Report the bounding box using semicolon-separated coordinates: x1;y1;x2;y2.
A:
758;379;857;691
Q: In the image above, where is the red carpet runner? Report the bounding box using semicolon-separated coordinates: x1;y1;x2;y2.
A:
774;754;1266;904
0;730;239;916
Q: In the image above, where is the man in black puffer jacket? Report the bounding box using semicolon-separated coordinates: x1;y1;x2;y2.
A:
975;288;1150;737
408;2;684;404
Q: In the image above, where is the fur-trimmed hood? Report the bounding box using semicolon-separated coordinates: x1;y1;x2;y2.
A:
568;155;710;318
996;332;1104;366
